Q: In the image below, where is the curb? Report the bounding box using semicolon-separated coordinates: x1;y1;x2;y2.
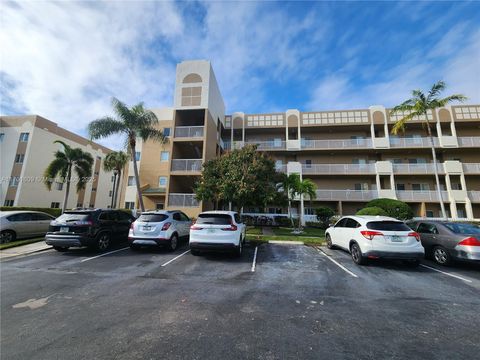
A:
268;240;304;245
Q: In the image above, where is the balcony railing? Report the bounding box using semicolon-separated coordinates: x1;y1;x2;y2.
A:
174;126;204;138
396;190;449;202
458;137;480;147
463;163;480;174
248;140;287;150
275;165;287;173
315;190;378;201
302;138;373;150
171;159;202;172
393;163;444;174
390;137;437;148
303;164;376;175
468;191;480;202
168;193;199;207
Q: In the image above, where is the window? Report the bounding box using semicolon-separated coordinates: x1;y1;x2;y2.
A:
412;184;430;191
305;160;312;169
196;214;231;225
156;203;164;210
234;213;241;224
274;138;282;148
91;188;97;192
352;158;367;164
181;86;202;106
0;133;4;142
125;201;135;209
7;213;33;222
426;210;434;218
158;176;167;187
392;159;402;164
31;213;55;221
4;199;14;206
19;132;29;142
367;221;411;231
163;128;171;137
345;218;361;228
109;190;113;197
335;218;348;228
451;183;462;190
396;184;406;191
160;151;169;162
354;183;368;191
180;213;190;222
417;223;438;234
94;171;99;176
76;203;83;208
444;223;480;235
173;213;181;221
50;202;60;208
275;160;283;170
128;176;135;186
9;177;20;187
408;158;427;164
99;211;115;221
55;182;63;191
135;152;141;161
15;154;25;163
305;208;315;215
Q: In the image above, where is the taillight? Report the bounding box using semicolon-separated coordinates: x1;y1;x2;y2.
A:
161;222;171;231
190;225;203;230
130;222;134;230
222;224;238;231
408;232;421;241
458;237;480;246
360;230;383;240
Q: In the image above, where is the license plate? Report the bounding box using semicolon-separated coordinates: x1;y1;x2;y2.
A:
207;229;216;233
143;226;151;231
60;227;69;233
390;236;402;242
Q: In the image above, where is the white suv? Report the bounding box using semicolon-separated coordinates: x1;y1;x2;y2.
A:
189;211;246;256
128;210;191;251
325;215;424;265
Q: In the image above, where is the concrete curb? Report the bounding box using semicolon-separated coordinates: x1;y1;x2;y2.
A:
268;240;304;245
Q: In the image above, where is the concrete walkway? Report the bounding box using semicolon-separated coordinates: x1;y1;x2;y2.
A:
0;241;51;260
261;227;274;235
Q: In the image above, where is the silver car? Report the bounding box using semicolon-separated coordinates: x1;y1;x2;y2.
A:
1;211;56;243
409;220;480;265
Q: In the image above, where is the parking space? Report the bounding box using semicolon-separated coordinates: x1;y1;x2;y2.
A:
1;241;479;359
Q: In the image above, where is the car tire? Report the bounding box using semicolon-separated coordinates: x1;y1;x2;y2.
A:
95;232;111;252
350;242;367;265
53;246;69;252
169;234;178;252
235;238;243;257
129;244;140;251
1;230;16;244
326;234;334;249
191;249;201;256
433;246;452;266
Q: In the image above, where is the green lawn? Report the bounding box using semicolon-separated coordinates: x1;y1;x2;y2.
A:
246;226;324;245
272;227;325;238
246;226;263;235
0;237;44;250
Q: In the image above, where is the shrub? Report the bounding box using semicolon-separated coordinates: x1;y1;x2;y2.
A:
275;216;298;227
0;206;62;218
365;198;414;220
315;207;335;229
306;221;323;228
356;206;388;216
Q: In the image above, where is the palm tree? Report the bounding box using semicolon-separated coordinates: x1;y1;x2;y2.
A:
103;151;129;208
88;98;167;212
280;173;300;227
390;81;467;219
297;178;317;228
44;140;94;213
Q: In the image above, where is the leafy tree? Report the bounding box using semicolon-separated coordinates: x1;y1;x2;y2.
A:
315;207;335;229
356;206;388;216
88;98;167;212
366;198;413;220
103;151;129;208
390;81;466;219
195;156;224;210
44;140;94;213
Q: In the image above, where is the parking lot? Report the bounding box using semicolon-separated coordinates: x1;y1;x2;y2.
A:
1;241;480;360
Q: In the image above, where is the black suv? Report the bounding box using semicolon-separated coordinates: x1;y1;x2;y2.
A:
45;209;135;252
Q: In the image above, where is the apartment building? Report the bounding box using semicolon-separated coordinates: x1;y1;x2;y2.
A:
121;60;480;220
0;115;115;209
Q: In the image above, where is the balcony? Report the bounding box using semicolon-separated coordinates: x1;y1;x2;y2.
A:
171;159;202;172
458;137;480;147
468;191;480;202
463;163;480;174
168;193;199;207
302;138;373;150
303;164;376;175
390;137;437;148
396;190;449;202
393;163;445;175
315;190;378;201
174;126;204;138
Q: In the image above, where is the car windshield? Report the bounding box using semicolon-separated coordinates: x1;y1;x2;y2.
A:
366;221;411;231
196;214;231;225
137;214;168;223
443;223;480;235
55;213;92;222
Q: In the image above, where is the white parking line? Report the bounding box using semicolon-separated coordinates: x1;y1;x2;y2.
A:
251;246;258;272
420;264;473;283
161;250;191;267
316;248;358;278
80;247;129;263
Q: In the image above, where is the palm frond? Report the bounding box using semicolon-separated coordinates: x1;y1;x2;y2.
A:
103;151;129;172
111;97;136;125
389;99;415;115
43;158;68;190
138;127;168;144
391;112;421;135
427;80;446;101
88;117;125;140
431;94;468;108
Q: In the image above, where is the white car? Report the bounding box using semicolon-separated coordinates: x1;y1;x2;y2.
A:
325;215;424;265
128;210;191;251
189;211;246;256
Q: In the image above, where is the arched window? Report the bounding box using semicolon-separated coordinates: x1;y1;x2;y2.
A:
182;73;202;84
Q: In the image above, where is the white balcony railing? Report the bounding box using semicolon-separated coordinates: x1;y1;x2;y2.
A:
244;140;286;150
315;190;378;201
458;137;480;147
302;138;373;150
468;191;480;202
393;163;445;174
171;159;202;172
389;137;438;148
168;193;199;207
174;126;204;138
303;164;376;175
463;163;480;174
275;165;287;173
396;190;449;202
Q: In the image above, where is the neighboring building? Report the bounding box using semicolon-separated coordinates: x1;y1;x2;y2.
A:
0;115;116;209
113;60;480;220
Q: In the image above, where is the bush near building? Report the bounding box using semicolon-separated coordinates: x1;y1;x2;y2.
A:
364;198;414;220
356;206;388;216
0;207;62;217
315;207;335;229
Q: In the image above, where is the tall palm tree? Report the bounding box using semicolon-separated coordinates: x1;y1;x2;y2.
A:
103;151;129;208
280;173;300;227
390;81;467;219
297;178;317;228
44;140;94;213
88;98;167;212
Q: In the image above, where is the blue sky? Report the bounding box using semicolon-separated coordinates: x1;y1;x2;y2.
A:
1;1;479;149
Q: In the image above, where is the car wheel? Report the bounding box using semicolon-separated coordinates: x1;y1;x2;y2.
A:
53;246;69;252
191;249;201;256
96;233;111;252
433;246;451;266
350;243;367;265
1;230;16;244
169;234;178;251
235;238;243;257
326;234;334;249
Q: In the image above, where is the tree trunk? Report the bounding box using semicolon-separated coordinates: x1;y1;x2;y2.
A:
425;119;447;219
62;166;72;214
110;173;117;208
130;145;145;212
114;169;122;209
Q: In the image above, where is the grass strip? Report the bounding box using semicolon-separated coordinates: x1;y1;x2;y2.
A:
0;237;44;250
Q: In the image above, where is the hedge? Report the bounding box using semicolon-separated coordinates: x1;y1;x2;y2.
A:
365;198;414;220
356;206;388;216
0;206;62;217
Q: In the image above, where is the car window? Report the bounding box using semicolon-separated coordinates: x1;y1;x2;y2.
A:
99;212;115;221
55;213;92;222
443;223;480;235
335;218;348;227
345;218;361;228
31;213;54;221
196;214;232;225
137;213;168;223
234;213;241;224
366;221;411;231
180;213;190;222
116;211;131;221
417;223;438;234
7;213;33;222
173;213;181;221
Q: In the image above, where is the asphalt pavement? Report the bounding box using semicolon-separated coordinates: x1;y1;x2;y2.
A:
1;240;479;360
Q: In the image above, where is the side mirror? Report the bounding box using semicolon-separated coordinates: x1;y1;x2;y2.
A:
328;223;334;227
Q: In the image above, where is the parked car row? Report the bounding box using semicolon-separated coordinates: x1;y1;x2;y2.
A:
325;215;480;266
